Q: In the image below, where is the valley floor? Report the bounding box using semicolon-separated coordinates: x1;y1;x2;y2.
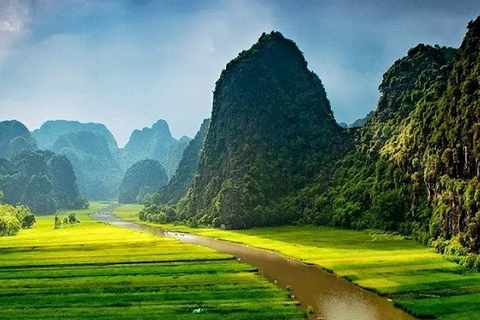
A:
0;202;302;320
115;206;480;320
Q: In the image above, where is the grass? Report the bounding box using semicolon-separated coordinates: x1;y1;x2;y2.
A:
0;202;303;320
115;209;480;320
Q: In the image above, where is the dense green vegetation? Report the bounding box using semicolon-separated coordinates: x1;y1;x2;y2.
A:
52;131;123;200
0;150;87;214
0;203;302;319
32;120;123;199
118;210;480;320
118;159;168;204
0;203;35;236
0;120;37;158
180;32;348;228
154;118;210;205
290;43;456;232
286;17;480;260
154;17;480;261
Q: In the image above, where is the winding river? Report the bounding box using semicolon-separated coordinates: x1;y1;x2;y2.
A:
93;208;416;320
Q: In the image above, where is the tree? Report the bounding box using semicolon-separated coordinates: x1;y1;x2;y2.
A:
0;203;35;236
22;213;36;228
0;214;20;236
54;213;61;229
68;212;78;224
0;150;87;211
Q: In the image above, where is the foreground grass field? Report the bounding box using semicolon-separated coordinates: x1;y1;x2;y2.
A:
116;207;480;320
0;202;303;320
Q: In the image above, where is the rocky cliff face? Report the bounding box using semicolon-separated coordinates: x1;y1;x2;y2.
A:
426;17;480;253
157;119;209;204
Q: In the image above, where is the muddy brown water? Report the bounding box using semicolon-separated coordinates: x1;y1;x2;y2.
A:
93;209;416;320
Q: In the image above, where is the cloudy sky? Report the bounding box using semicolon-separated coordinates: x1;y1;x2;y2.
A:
1;0;479;146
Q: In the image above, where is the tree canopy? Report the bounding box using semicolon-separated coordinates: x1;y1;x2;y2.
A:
0;204;36;236
0;150;87;214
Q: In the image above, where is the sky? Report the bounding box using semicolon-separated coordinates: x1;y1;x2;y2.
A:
0;1;479;147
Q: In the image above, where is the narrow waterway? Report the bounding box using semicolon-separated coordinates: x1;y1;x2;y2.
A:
93;208;416;320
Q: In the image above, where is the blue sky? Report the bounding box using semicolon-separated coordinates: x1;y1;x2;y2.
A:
0;0;479;146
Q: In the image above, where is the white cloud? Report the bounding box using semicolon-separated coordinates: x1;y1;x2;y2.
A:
0;0;275;147
1;0;479;143
149;0;274;140
0;0;31;64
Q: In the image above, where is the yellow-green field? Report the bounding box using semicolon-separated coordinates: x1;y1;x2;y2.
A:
0;203;303;320
115;208;480;320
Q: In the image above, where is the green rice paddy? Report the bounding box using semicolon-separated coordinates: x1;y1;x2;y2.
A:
116;207;480;320
0;203;303;320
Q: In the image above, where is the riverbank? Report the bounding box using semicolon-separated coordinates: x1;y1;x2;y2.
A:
0;203;302;320
114;204;480;320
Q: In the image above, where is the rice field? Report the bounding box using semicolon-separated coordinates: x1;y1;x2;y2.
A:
0;203;303;320
116;210;480;320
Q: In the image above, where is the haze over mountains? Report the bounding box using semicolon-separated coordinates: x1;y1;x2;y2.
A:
1;16;479;259
121;119;191;178
1;119;192;200
0;121;38;159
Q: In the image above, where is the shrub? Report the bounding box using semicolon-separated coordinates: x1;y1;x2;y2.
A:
0;204;35;236
474;255;480;271
22;212;36;228
462;254;477;269
0;215;21;236
68;212;78;224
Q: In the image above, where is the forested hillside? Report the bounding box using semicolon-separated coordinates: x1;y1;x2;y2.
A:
0;150;87;214
290;43;456;232
295;17;480;258
0;120;38;158
145;17;480;261
179;32;348;228
118;159;168;204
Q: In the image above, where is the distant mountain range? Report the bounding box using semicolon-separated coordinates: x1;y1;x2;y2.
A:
1;118;192;200
2;15;479;259
0;120;38;158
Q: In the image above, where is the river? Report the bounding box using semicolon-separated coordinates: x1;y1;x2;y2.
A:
92;208;416;320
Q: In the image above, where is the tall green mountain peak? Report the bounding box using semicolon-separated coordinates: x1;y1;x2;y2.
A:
181;31;348;228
